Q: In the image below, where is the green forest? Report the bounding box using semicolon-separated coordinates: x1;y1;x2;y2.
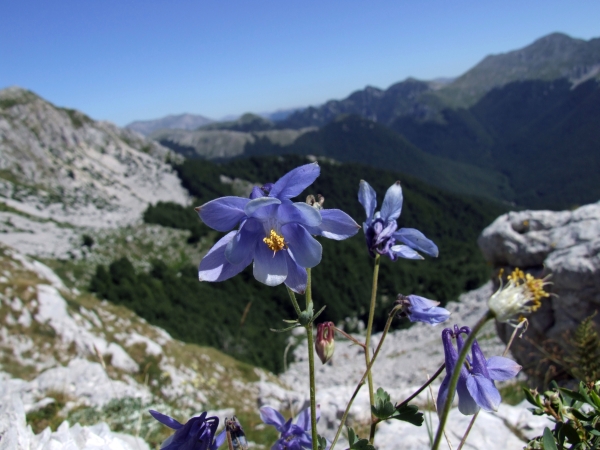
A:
90;155;505;373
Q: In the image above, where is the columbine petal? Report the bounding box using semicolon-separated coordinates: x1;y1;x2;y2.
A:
466;374;501;412
224;219;262;265
470;340;492;379
486;356;522;381
197;197;250;232
244;197;281;217
457;377;480;415
284;253;308;294
408;307;451;325
358;180;377;222
379;181;403;222
199;232;253;282
212;429;227;450
277;202;322;227
268;162;320;200
390;245;424;260
394;228;439;257
253;241;288;286
283;223;322;268
259;407;287;431
436;374;451;417
306;209;360;240
149;410;183;429
295;406;311;431
406;295;440;309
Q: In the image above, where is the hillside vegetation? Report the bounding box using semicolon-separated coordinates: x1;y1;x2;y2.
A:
91;155;505;373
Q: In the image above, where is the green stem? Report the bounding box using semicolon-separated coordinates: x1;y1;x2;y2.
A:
286;286;302;316
305;268;318;450
364;254;381;443
330;304;402;450
431;310;494;450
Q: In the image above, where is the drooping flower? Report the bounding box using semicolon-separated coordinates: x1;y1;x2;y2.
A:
396;294;451;325
488;268;550;324
196;163;359;293
149;410;225;450
436;326;522;415
315;321;335;364
259;405;320;450
358;180;438;261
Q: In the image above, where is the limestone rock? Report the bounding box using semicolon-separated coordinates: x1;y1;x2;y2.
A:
478;201;600;383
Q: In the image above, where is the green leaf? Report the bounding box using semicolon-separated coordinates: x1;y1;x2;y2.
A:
589;389;600;410
347;427;375;450
570;409;591;421
310;304;327;324
524;388;543;407
559;422;581;444
347;427;357;446
372;388;396;419
578;383;594;405
269;324;301;333
391;404;424;426
317;435;328;450
543;427;558;450
559;387;588;404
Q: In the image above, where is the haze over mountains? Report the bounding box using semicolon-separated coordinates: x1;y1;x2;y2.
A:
139;32;600;210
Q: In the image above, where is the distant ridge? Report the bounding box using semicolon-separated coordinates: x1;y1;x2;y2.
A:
126;113;213;136
280;32;600;129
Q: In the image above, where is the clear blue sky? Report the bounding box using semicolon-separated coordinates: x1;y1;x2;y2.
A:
1;0;599;126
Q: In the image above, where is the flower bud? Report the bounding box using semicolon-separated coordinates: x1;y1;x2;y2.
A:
315;322;335;364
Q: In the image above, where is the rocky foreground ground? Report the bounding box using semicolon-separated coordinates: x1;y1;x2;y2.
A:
2;157;598;449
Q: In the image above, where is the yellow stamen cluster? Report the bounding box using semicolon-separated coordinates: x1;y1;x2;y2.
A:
506;268;550;312
488;267;550;324
263;229;287;253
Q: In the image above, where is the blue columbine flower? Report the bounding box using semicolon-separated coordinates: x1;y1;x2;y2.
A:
436;326;522;415
358;180;438;260
197;163;359;293
149;410;226;450
259;405;321;450
396;294;451;325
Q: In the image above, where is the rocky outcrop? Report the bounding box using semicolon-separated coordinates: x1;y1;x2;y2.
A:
478;201;600;384
0;87;189;230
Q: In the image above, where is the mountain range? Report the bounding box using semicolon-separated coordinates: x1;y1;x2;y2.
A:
125;113;214;136
144;32;600;210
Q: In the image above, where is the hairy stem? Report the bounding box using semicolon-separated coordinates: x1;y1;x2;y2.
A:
432;310;494;450
456;412;478;450
364;254;381;443
334;326;367;350
305;269;318;450
396;363;445;409
330;304;402;450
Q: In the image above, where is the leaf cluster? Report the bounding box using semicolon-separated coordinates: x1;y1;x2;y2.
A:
565;314;600;383
372;388;423;426
524;381;600;449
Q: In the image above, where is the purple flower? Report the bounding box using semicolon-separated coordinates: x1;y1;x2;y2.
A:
259;405;320;450
197;163;359;293
397;294;451;325
436;326;522;415
149;410;226;450
358;180;438;261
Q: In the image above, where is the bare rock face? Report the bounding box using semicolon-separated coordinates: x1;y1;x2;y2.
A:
0;86;189;229
478;202;600;383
